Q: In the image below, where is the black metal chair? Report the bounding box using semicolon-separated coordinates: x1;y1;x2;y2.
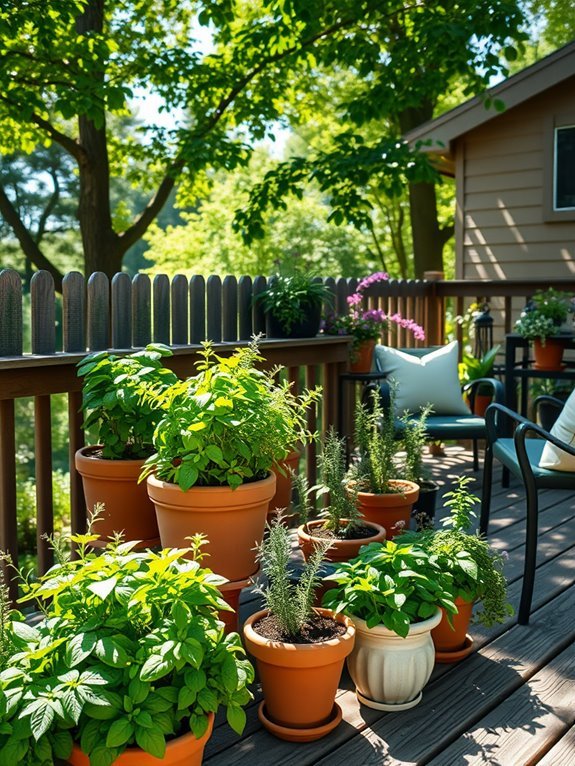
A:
480;398;575;625
373;347;505;470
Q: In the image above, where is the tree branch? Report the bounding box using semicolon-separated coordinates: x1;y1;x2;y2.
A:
35;165;60;243
0;183;64;291
439;221;455;247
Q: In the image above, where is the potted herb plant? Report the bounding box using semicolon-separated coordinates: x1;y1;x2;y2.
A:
243;515;355;742
515;288;573;370
0;529;254;765
323;272;425;373
397;477;513;663
141;338;320;582
347;390;420;536
459;344;501;416
254;271;332;339
400;404;439;526
296;428;386;562
76;344;178;547
323;539;456;710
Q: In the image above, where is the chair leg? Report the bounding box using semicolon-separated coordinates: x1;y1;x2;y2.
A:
479;444;493;536
518;476;539;626
472;439;479;471
502;466;510;489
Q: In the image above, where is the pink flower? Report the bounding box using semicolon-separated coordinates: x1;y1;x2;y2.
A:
357;272;389;293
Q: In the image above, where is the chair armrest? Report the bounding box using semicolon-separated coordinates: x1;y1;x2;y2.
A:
484;402;534;444
532;394;565;419
462;377;505;404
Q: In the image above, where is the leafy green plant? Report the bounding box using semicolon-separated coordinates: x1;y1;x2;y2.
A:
254;272;332;334
77;344;178;459
459;344;501;386
141;337;321;490
530;288;572;325
397;477;513;627
514;312;559;344
294;428;362;537
323;540;456;637
0;531;254;765
255;514;333;640
350;388;428;494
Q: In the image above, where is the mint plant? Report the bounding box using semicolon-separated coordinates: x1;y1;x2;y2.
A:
397;477;513;626
323;540;457;637
141;337;321;489
77;343;178;459
0;533;254;764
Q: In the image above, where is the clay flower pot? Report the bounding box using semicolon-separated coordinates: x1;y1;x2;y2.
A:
146;472;276;582
75;446;160;548
243;608;355;742
432;595;475;663
69;713;214;766
349;339;376;373
348;608;441;711
355;480;420;538
533;338;565;370
297;520;386;563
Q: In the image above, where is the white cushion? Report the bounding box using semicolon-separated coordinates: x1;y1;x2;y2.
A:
374;341;470;416
539;388;575;471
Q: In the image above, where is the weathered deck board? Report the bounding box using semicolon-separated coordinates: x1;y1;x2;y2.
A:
425;643;575;766
203;447;575;766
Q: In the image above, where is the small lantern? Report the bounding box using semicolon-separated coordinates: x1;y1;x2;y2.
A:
474;303;493;359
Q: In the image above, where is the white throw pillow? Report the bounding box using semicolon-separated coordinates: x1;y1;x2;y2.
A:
374;341;470;416
538;388;575;471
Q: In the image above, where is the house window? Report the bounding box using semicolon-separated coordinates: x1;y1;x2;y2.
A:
554;125;575;211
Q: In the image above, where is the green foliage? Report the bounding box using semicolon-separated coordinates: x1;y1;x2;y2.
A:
254;272;332;334
397;477;513;627
351;388;428;494
531;288;573;325
16;470;70;559
459;345;501;385
256;514;332;640
0;557;14;671
323;540;457;637
141;338;321;489
514;313;559;343
294;428;362;536
77;344;177;460
0;534;254;764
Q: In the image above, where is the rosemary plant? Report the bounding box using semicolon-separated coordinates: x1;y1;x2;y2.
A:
256;514;333;640
0;556;13;671
402;404;432;485
352;389;398;494
293;428;361;537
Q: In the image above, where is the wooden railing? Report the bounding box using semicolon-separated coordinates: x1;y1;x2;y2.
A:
1;267;575;600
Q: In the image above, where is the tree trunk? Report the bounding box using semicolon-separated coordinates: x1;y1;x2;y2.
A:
399;103;454;278
75;0;123;278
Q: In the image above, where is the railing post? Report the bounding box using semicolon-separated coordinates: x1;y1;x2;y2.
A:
423;271;444;346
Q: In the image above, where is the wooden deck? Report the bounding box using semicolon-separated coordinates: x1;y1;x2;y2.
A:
204;446;575;766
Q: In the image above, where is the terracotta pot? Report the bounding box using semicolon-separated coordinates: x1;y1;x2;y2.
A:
355;480;420;538
69;713;214;766
349;339;376;373
243;608;355;740
411;480;439;527
217;570;258;635
75;446;160;548
146;472;276;582
472;393;492;418
297;520;386;563
432;596;475;661
348;609;441;711
268;450;300;522
533;338;565;370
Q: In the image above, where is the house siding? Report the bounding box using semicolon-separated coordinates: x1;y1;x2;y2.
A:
459;77;575;284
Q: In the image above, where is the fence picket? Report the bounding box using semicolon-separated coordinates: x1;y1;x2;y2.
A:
0;269;22;356
222;275;238;342
63;271;85;352
111;272;131;349
171;275;188;344
238;275;253;340
190;275;206;344
153;274;171;344
31;271;56;354
207;275;222;342
132;274;152;347
87;272;110;350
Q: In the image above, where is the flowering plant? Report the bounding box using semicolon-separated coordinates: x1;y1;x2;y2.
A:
323;272;425;353
514;312;559;344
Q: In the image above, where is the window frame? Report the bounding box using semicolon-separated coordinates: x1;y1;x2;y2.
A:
543;112;575;222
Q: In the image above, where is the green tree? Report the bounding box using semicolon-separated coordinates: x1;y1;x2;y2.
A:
0;0;526;285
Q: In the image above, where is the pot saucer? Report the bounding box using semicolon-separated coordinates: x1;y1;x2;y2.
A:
258;701;342;742
435;634;474;664
356;690;422;712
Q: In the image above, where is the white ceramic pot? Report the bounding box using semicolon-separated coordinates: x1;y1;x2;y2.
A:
347;608;441;711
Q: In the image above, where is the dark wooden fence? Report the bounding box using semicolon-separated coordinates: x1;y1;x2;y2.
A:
1;268;575;600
